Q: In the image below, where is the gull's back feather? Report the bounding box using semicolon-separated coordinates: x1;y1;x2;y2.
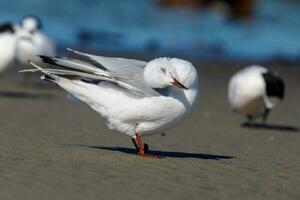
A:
67;48;161;96
23;49;163;97
31;54;155;96
39;55;106;75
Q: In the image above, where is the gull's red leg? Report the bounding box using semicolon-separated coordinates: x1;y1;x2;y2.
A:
134;133;164;158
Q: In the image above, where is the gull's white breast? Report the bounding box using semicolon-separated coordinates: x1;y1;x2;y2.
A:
56;77;198;137
228;66;267;117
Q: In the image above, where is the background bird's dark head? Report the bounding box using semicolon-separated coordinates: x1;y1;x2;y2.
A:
0;23;15;34
262;72;285;99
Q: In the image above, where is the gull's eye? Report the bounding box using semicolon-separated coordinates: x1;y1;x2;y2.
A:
161;67;166;74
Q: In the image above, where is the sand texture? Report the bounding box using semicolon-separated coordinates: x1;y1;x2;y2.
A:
0;62;299;200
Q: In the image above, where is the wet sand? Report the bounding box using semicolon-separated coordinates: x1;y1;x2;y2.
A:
0;61;299;200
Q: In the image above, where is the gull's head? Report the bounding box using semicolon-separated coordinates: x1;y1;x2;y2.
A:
144;57;198;90
21;15;42;33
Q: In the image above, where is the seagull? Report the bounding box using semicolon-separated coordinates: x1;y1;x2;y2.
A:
228;65;285;124
21;49;200;158
16;15;56;68
0;16;55;73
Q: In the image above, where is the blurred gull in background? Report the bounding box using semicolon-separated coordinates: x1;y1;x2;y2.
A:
0;23;16;73
17;15;56;69
0;15;56;74
228;65;285;124
21;49;200;158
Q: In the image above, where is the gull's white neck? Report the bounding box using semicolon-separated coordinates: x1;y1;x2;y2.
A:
169;78;199;110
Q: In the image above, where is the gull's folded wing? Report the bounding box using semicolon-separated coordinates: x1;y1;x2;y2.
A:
67;48;161;96
21;49;162;97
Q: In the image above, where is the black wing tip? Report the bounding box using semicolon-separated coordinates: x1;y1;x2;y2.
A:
41;74;55;83
39;55;57;65
81;78;101;85
38;55;50;58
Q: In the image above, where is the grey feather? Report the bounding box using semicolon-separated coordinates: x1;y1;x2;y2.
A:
41;69;113;81
67;48;161;96
22;49;162;97
39;55;107;75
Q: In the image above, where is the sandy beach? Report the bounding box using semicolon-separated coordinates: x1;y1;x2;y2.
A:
0;61;299;200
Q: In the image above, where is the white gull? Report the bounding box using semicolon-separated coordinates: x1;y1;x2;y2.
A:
22;49;200;158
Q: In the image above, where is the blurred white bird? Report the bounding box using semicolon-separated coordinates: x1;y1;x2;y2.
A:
0;23;17;73
0;16;55;73
228;65;285;123
16;15;56;68
21;49;200;158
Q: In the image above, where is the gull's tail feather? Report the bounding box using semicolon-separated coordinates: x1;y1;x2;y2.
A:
20;55;115;84
67;48;83;55
66;48;109;70
66;48;94;60
19;61;65;83
38;55;107;75
22;61;60;82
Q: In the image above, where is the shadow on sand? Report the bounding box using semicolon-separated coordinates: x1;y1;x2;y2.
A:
241;122;299;132
85;145;234;160
0;91;53;100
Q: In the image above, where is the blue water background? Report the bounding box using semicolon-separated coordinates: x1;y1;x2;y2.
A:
0;0;300;61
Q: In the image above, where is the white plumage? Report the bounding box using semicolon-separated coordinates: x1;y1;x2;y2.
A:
228;65;284;122
16;16;56;68
0;28;16;73
22;49;200;157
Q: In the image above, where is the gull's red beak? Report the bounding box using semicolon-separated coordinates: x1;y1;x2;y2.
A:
171;77;188;89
